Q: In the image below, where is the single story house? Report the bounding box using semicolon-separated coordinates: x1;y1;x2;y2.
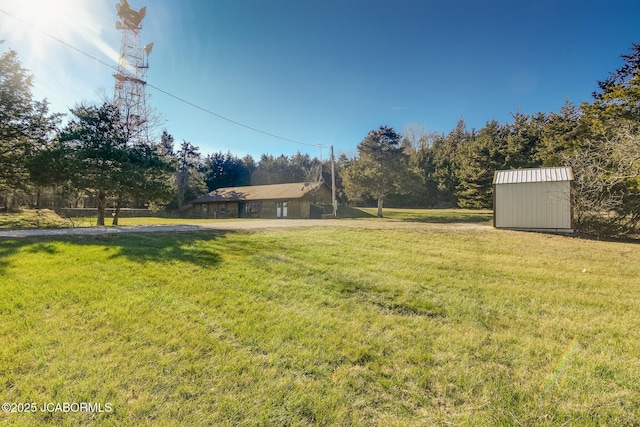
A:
493;167;574;233
191;181;333;219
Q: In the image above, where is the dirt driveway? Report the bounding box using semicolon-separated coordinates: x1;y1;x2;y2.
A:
0;219;491;239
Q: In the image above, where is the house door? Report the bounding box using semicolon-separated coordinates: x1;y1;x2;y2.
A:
310;205;322;219
276;201;288;218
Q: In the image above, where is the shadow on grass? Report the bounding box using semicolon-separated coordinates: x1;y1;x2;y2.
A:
0;231;240;273
342;207;493;224
337;206;376;218
393;211;493;224
0;242;16;272
571;231;640;245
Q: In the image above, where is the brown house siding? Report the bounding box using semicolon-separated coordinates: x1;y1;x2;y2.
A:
192;183;332;219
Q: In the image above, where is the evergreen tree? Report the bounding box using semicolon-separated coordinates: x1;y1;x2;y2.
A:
203;152;252;190
431;119;469;206
412;140;440;207
0;46;61;207
342;126;410;217
455;120;506;209
505;111;539;169
569;43;640;236
175;141;207;211
532;101;585;166
31;102;173;225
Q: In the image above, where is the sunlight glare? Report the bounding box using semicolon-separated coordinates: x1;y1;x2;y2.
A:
6;0;78;52
2;0;118;62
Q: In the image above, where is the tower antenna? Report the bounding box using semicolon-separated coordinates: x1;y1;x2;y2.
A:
113;0;152;144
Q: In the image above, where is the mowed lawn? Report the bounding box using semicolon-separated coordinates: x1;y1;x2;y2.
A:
0;207;493;229
1;223;639;426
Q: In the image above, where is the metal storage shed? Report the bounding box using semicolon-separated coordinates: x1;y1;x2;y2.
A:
492;167;574;232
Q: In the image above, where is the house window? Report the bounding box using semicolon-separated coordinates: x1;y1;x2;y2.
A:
277;201;288;218
246;202;261;214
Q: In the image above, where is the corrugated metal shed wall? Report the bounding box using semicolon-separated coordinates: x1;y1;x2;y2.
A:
493;167;573;231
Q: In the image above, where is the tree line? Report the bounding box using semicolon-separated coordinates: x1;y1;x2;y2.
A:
1;42;638;236
340;43;640;237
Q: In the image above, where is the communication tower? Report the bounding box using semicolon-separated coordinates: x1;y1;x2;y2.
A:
113;0;153;143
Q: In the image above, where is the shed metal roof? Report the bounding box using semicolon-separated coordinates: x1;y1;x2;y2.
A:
493;167;574;185
191;181;326;204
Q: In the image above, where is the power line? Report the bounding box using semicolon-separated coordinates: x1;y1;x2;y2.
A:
0;7;323;149
145;83;320;147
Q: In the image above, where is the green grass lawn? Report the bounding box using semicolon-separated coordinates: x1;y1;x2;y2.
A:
69;216;250;227
1;208;492;229
0;211;257;229
1;225;639;426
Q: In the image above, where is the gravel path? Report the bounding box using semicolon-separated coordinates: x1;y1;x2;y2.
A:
0;219;492;239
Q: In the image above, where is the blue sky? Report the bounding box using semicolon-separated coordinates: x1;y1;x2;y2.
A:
1;0;639;159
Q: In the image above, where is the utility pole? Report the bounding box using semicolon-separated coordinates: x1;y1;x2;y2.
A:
331;145;337;217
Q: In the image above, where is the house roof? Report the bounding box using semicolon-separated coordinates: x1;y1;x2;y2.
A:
493;167;574;185
191;181;326;204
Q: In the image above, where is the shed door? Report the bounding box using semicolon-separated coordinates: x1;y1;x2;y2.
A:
277;201;288;218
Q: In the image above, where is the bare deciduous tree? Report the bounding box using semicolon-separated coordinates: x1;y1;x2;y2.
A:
565;128;640;236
